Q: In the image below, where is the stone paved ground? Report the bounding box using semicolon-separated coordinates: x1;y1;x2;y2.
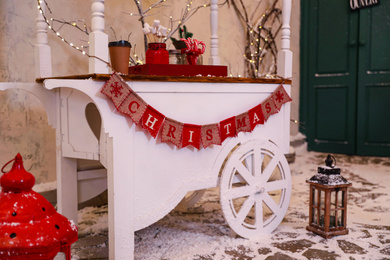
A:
70;146;390;259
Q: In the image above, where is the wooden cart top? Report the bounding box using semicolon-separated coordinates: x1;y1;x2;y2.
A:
36;74;292;85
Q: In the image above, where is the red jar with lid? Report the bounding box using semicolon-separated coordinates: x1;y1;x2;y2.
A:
146;43;169;64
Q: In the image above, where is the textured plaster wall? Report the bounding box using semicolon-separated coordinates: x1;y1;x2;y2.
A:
0;0;300;185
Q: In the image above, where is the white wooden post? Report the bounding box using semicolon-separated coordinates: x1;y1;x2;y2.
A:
35;3;52;78
89;0;109;74
209;0;221;65
277;0;293;78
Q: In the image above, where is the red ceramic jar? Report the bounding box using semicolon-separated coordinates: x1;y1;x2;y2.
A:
146;43;169;64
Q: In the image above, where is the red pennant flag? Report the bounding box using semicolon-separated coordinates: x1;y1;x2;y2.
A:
161;118;184;148
272;84;292;110
141;105;165;138
248;104;264;130
261;96;278;122
118;91;147;124
235;112;251;133
201;124;221;148
101;73;131;108
182;124;202;149
220;116;237;143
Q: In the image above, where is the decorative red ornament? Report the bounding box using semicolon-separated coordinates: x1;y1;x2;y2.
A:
0;153;78;260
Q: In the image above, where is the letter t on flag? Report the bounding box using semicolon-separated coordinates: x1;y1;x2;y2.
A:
141;105;165;138
220;116;237;143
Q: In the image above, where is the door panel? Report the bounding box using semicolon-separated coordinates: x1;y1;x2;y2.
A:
356;2;390;156
315;85;349;141
307;0;358;154
302;0;390;156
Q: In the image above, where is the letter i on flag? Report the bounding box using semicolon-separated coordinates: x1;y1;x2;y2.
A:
141;105;165;138
182;124;202;149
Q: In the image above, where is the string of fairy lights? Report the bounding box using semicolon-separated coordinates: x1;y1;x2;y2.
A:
36;0;110;66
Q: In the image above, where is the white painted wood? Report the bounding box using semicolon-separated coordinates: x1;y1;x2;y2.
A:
58;88;100;160
44;78;290;259
77;168;107;203
44;79;135;259
219;139;292;238
175;190;206;211
209;0;221;65
89;0;109;74
35;3;52;78
277;0;293;78
31;0;294;258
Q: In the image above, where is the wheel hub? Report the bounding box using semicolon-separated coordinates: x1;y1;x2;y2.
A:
255;186;265;195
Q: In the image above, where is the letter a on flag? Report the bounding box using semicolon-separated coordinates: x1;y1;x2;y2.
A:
248;104;264;130
141;105;165;138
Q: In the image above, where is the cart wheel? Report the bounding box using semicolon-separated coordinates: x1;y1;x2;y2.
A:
175;190;206;211
219;139;291;238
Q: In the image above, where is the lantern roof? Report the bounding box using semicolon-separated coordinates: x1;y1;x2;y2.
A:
0;154;78;259
307;154;351;186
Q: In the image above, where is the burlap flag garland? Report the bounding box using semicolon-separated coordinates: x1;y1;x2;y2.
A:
100;72;292;150
101;73;131;107
182;124;202;149
272;84;293;110
235;112;251;133
201;124;221;148
142;105;165;138
261;96;278;122
161;118;184;148
220;116;237;143
118;91;147;124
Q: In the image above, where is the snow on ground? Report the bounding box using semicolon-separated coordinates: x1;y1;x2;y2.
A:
73;142;390;259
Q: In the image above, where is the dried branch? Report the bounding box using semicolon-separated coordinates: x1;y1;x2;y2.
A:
229;0;281;78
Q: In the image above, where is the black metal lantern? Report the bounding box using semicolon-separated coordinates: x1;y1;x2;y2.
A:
306;155;352;239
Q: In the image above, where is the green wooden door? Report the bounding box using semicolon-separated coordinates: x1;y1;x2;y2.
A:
300;0;390;156
356;6;390;156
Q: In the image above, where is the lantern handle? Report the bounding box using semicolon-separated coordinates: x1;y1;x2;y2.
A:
1;158;16;174
325;154;336;168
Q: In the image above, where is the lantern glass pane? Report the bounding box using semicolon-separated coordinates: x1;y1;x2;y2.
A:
312;206;318;224
312;187;318;206
319;190;325;208
319;209;325;227
338;209;345;227
338;190;344;208
331;191;337;209
330;210;336;228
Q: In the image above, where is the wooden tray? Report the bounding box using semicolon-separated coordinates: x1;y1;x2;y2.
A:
128;64;228;77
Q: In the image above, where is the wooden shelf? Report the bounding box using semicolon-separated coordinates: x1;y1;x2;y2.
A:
36;74;292;85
